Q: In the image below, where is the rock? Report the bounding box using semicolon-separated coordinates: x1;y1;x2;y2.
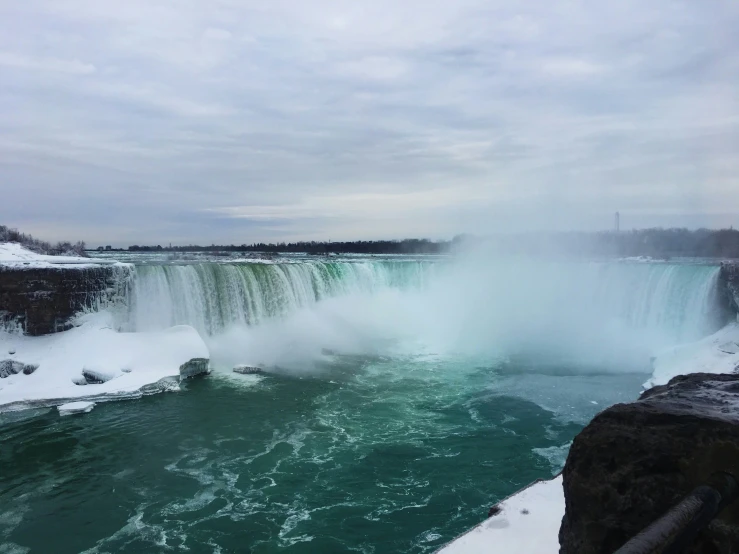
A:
0;359;25;378
81;368;112;384
559;372;739;554
0;264;132;335
179;358;209;379
321;348;337;356
58;401;95;416
233;364;263;375
22;363;38;375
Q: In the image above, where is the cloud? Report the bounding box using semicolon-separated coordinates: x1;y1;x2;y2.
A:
0;0;737;245
0;52;95;74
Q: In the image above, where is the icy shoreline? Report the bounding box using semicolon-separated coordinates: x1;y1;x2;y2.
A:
0;312;209;412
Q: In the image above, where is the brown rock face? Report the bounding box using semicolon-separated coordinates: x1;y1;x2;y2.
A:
559;373;739;554
0;265;131;335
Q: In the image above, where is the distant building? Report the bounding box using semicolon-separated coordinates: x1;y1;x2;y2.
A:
615;212;620;232
105;245;112;251
97;246;104;251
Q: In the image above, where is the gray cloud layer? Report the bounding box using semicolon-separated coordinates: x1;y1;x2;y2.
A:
1;0;738;245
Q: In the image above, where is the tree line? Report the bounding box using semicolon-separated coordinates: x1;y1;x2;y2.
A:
0;225;87;257
127;239;449;255
127;228;739;258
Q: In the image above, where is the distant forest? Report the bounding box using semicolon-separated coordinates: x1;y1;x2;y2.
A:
0;225;87;257
126;238;447;255
125;228;739;259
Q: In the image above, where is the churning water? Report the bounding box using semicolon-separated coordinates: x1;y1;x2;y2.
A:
0;254;728;553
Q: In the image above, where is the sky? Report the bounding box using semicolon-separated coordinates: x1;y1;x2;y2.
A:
1;0;738;246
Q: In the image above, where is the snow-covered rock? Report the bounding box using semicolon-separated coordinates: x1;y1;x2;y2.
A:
436;476;563;554
0;360;37;378
0;312;210;411
58;401;95;416
0;242;116;268
233;364;263;375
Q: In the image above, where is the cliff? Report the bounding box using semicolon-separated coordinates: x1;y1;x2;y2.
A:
560;372;739;553
0;259;132;335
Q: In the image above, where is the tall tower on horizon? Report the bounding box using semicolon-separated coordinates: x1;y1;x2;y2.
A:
615;211;620;232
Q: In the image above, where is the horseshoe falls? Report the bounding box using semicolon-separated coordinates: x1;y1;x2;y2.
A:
1;255;731;554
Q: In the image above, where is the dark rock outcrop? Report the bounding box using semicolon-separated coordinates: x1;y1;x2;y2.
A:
560;373;739;553
0;264;131;335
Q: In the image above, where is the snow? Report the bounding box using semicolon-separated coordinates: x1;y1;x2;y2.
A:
0;242;120;268
58;401;95;415
645;322;739;389
436;476;563;554
0;311;209;411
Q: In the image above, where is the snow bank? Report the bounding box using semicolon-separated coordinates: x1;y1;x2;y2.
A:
645;322;739;389
0;312;209;411
0;242;119;268
436;476;563;554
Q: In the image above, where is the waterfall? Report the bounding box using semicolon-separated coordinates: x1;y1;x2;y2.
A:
123;259;727;368
127;261;434;335
421;259;726;364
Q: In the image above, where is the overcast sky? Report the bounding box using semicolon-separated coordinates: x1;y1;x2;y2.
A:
1;1;738;246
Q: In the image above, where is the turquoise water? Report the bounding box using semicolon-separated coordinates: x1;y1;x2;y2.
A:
1;355;645;554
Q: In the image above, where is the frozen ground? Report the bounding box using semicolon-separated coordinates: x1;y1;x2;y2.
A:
0;312;209;411
0;242;120;268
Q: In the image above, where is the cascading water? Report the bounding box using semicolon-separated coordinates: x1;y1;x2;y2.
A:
126;261;434;335
125;258;726;369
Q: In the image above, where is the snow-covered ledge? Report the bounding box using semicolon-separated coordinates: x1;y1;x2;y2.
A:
0;242;118;268
0;312;209;412
1;242;132;335
435;477;563;554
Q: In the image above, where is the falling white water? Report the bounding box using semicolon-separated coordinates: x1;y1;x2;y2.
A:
127;261;434;335
123;258;727;372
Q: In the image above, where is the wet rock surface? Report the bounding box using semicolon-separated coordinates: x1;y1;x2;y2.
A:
560;373;739;553
0;265;130;335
